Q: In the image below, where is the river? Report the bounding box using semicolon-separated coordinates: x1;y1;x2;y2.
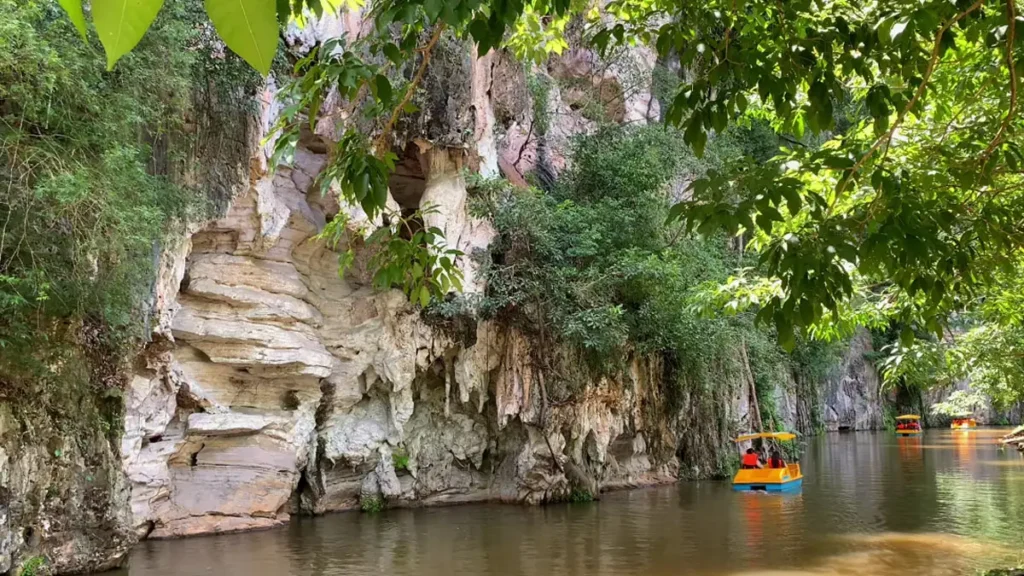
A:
109;429;1024;576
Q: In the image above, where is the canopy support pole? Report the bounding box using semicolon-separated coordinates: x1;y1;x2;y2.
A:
741;338;763;433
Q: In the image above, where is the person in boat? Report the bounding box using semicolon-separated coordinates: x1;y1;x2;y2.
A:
896;421;905;430
741;448;762;469
768;449;786;469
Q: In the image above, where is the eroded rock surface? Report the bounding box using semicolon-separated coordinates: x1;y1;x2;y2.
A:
114;25;698;533
122;148;688;534
821;329;883;431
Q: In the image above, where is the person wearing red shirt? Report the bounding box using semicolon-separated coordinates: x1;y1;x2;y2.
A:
741;448;762;469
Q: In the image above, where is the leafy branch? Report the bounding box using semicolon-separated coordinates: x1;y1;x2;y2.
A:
838;0;986;199
373;22;446;156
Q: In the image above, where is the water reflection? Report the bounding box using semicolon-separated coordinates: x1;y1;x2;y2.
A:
110;430;1024;576
733;533;1012;576
897;436;923;471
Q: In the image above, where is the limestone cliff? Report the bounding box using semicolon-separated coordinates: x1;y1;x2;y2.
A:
771;329;884;434
1;17;891;575
119;28;682;537
119;33;889;534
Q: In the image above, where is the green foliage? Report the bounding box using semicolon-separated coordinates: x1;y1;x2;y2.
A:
54;0;1024;408
878;339;957;391
93;0;166;70
0;0;225;445
18;556;46;576
505;2;574;63
57;0;87;38
931;389;987;418
474;125;836;453
392;447;410;471
323;204;464;305
60;0;351;72
527;73;553;137
885;321;1024;408
317;204;464;307
646;0;1024;345
474;126;695;367
568;488;594;503
360;495;386;513
57;0;1024;352
882;402;898;431
204;0;279;75
1;0;202;347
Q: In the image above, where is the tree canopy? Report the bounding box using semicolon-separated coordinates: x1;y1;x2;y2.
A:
54;0;1024;401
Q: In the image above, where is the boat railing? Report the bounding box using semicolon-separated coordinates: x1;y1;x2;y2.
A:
787;463;801;478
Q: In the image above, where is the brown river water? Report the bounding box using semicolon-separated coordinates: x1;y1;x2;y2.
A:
109;429;1024;576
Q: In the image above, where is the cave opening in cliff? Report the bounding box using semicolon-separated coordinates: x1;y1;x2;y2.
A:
387;142;428;240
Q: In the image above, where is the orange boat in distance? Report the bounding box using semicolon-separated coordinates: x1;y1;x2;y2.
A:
951;416;977;429
895;414;922;435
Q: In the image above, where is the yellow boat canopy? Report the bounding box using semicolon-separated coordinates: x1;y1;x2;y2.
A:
734;432;797;442
895;414;921;420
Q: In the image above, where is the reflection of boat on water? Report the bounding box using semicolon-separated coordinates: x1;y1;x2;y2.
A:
896;414;922;435
737;487;802;541
954;429;975;463
951;417;978;429
732;432;804;492
736;484;803;552
898;434;922;462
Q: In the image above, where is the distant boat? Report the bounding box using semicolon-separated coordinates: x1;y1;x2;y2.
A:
732;432;804;492
895;414;923;435
951;416;977;430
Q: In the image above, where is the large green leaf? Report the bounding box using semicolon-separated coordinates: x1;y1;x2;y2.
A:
204;0;279;75
58;0;88;40
92;0;165;71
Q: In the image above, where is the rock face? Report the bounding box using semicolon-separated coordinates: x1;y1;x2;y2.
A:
119;22;896;541
0;57;260;574
0;403;134;575
116;24;705;536
3;18;896;574
821;330;884;431
121;136;684;536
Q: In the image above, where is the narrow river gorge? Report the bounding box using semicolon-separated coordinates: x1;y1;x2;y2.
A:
5;2;1024;575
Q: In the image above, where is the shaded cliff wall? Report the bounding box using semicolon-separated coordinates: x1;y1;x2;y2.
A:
820;330;884;431
757;329;882;436
0;52;259;576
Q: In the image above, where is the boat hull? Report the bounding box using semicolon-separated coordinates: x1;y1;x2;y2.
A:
896;429;922;435
731;464;803;492
732;478;803;492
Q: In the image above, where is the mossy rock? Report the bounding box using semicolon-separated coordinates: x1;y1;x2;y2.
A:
360;496;386;514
